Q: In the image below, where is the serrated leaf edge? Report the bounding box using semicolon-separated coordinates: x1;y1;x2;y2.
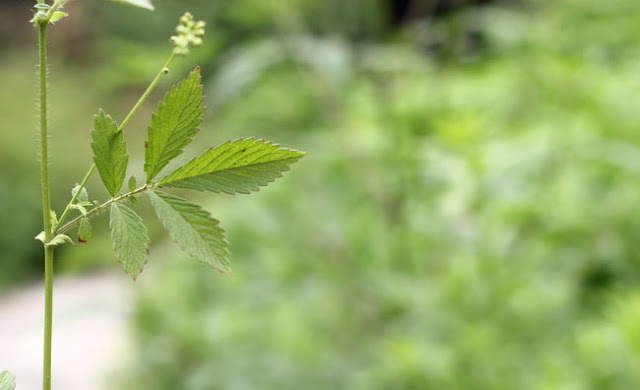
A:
147;190;232;274
92;109;129;197
144;67;204;182
109;203;150;280
158;137;306;194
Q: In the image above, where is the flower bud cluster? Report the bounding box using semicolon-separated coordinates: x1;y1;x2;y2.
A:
170;12;206;56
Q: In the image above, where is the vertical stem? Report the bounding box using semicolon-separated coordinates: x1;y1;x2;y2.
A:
39;24;52;241
38;22;54;390
43;246;54;390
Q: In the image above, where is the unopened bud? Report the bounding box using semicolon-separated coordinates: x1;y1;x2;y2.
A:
171;12;207;56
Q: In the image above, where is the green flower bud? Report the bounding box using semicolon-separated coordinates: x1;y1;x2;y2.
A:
170;12;206;56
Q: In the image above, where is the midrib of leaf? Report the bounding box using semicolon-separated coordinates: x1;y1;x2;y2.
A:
147;190;231;273
158;138;306;194
145;68;203;182
91;110;128;197
158;102;198;159
110;203;149;280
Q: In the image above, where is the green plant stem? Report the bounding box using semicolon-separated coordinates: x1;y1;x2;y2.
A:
43;246;53;390
38;21;53;390
54;51;177;232
38;26;52;241
120;51;177;131
54;164;96;232
57;184;155;235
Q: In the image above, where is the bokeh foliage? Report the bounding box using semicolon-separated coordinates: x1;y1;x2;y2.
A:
2;0;640;388
117;0;640;389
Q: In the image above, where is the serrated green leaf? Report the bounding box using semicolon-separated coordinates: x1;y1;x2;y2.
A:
159;138;306;194
107;0;154;11
79;218;92;243
128;176;138;193
148;191;231;273
47;234;73;247
110;203;149;280
72;185;89;203
49;11;68;23
0;371;16;390
92;110;129;197
145;68;204;182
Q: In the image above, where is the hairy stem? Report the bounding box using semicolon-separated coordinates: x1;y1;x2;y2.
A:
57;184;155;235
43;246;53;390
38;21;53;390
38;26;51;240
54;51;177;232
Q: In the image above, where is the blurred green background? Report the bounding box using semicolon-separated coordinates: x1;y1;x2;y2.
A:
3;0;640;388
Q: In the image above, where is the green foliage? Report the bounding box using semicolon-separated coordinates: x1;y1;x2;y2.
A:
88;61;303;276
148;190;231;274
86;63;302;277
71;186;89;204
46;234;74;247
0;371;15;390
144;68;204;182
78;217;92;243
115;1;640;389
49;11;68;24
160;138;306;194
109;203;150;280
8;7;311;389
92;110;129;197
128;176;138;193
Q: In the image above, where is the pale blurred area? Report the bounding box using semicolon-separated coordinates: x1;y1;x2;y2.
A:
0;275;130;390
3;0;640;389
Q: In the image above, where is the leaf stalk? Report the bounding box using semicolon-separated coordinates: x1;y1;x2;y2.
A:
54;52;177;232
57;184;155;235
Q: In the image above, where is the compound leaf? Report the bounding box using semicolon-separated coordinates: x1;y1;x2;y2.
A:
110;203;149;280
148;190;231;274
107;0;154;11
92;110;128;197
0;371;15;390
159;138;305;194
145;68;204;182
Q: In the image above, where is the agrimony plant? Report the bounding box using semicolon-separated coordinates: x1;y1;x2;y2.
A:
4;1;305;389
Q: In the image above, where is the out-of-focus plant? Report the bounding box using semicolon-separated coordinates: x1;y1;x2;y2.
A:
3;1;305;389
117;0;640;388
